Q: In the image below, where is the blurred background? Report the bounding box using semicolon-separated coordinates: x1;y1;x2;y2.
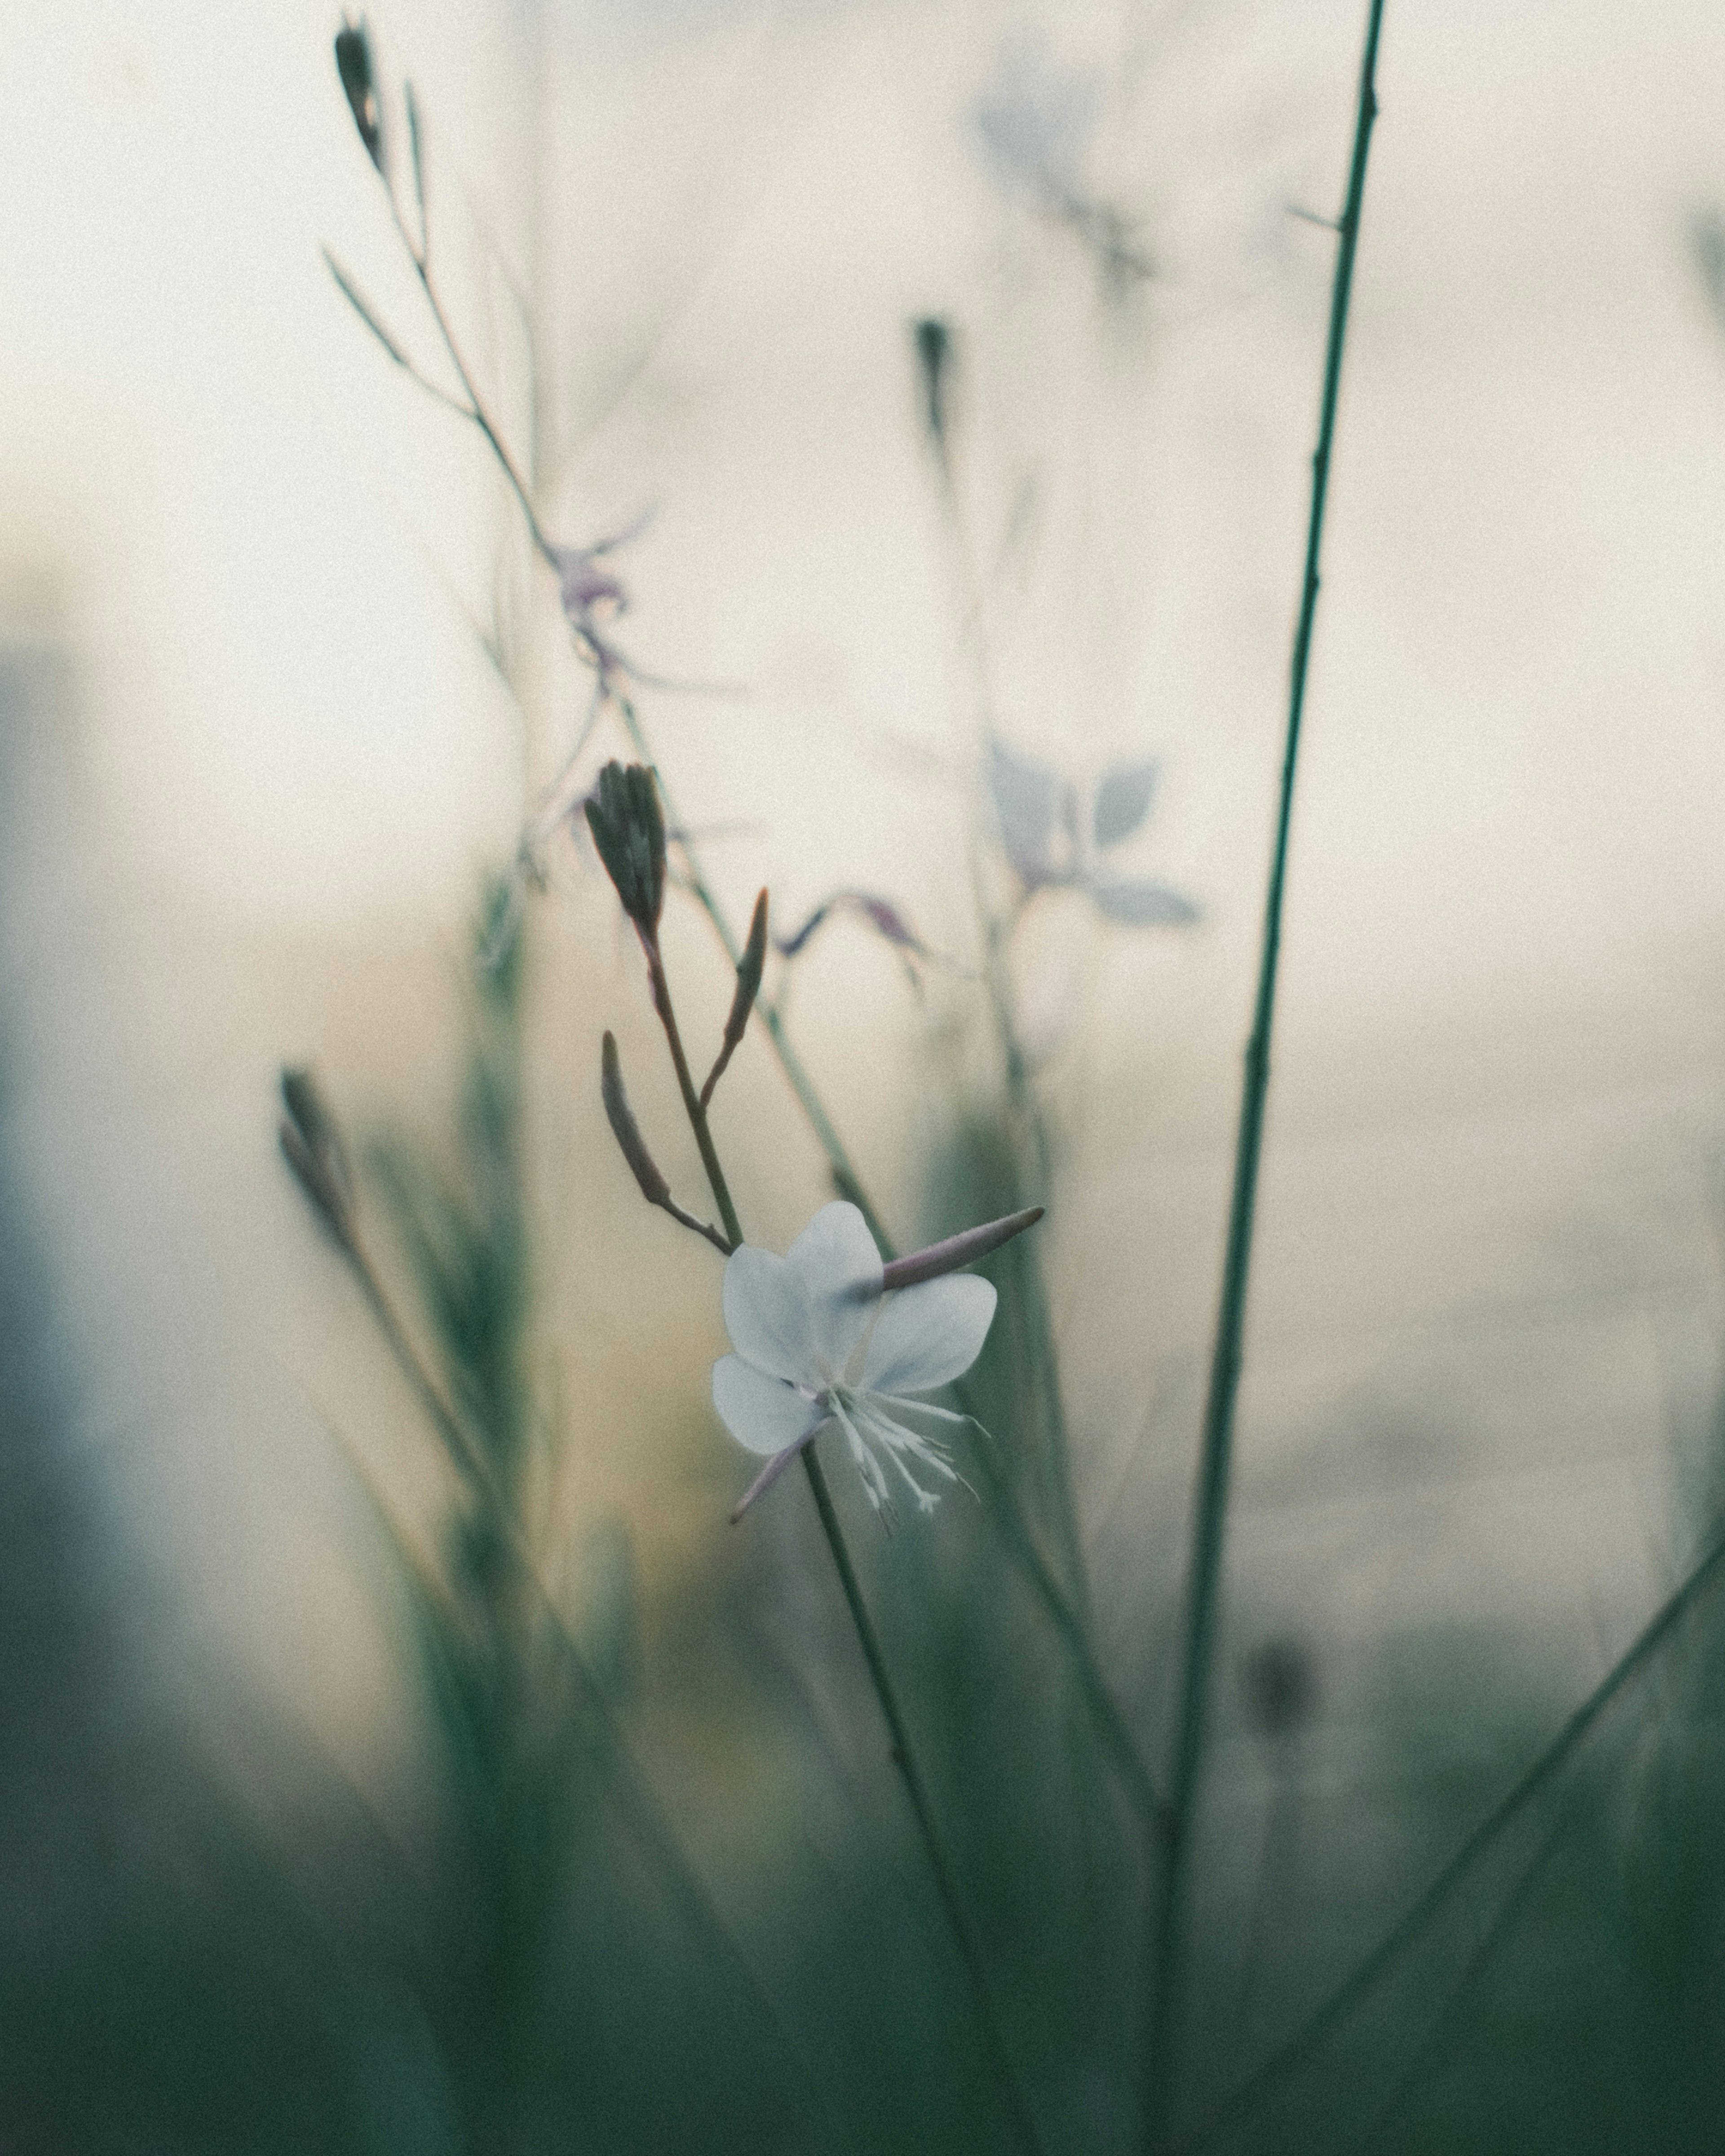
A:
6;0;1725;2149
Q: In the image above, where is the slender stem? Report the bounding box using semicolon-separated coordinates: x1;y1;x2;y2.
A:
642;932;743;1250
388;194;558;568
800;1442;1048;2156
1142;6;1387;2148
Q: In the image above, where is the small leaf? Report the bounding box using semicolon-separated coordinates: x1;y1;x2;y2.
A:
988;740;1060;883
1089;878;1199;927
1092;760;1159;848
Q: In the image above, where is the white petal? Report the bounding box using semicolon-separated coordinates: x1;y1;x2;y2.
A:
722;1247;814;1383
712;1355;825;1456
862;1274;997;1395
785;1203;883;1381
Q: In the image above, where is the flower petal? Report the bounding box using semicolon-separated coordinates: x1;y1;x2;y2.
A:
1088;877;1199;927
785;1202;884;1382
1092;760;1159;849
712;1355;825;1456
722;1248;814;1383
989;741;1060;883
862;1274;997;1395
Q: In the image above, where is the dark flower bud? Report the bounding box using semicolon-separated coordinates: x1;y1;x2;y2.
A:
278;1065;354;1244
1241;1635;1318;1743
600;1032;670;1207
584;761;666;931
335;19;385;172
912;316;952;450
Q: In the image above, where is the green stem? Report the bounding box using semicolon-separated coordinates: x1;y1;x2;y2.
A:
800;1443;1048;2156
642;931;743;1250
1141;4;1387;2147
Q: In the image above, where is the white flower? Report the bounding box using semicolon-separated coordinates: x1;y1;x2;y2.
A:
712;1202;996;1520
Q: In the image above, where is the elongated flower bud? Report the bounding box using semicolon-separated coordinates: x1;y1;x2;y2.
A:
334;20;385;172
584;762;666;931
724;890;768;1049
880;1205;1043;1291
601;1032;670;1207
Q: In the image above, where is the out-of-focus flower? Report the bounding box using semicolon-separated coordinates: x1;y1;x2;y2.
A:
549;512;652;680
775;890;944;974
713;1202;996;1520
973;37;1154;288
987;738;1199;928
975;35;1099;200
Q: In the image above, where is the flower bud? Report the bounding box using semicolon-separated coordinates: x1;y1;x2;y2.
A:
1241;1635;1318;1743
335;19;386;173
600;1032;670;1207
584;762;666;932
880;1205;1043;1292
723;890;768;1051
912;316;952;451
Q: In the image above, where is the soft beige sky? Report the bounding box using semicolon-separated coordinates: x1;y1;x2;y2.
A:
3;0;1724;1010
7;0;1725;1751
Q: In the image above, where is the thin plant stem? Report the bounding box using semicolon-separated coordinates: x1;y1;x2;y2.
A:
1142;4;1388;2147
1177;1509;1725;2155
799;1441;1048;2156
641;930;743;1250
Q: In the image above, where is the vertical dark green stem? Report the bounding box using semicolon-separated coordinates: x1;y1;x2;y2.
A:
1142;4;1387;2146
800;1445;1047;2156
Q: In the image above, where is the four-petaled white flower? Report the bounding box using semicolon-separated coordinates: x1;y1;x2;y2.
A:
712;1202;995;1520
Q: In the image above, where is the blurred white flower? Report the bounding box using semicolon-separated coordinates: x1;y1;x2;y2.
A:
713;1202;996;1520
988;739;1199;927
975;35;1099;199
